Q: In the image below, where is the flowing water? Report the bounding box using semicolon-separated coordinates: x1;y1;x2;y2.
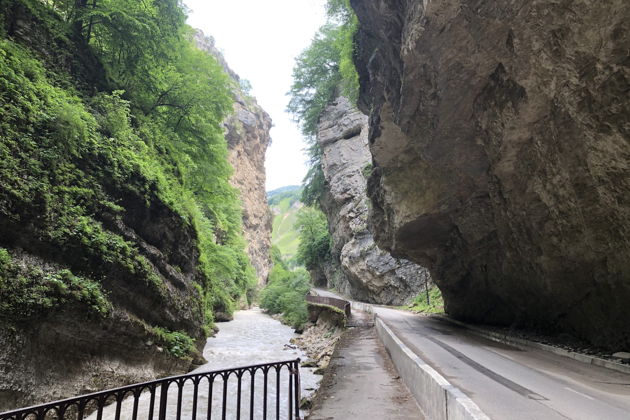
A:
87;309;319;419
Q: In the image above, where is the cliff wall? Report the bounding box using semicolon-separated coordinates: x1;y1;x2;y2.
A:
195;33;273;285
317;97;430;305
225;102;273;285
351;0;630;348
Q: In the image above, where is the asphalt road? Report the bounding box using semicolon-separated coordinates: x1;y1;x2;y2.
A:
313;289;630;420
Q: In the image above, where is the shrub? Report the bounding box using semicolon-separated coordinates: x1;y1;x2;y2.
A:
0;248;110;319
295;207;331;271
408;286;444;314
151;327;196;359
260;253;311;330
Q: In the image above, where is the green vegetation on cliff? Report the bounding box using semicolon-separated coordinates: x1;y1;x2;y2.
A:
0;248;110;319
0;0;255;342
287;0;359;138
151;326;197;359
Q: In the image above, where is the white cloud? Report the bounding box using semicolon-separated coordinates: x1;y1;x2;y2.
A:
184;0;327;191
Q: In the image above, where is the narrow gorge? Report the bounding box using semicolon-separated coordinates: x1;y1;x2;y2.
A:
1;0;629;418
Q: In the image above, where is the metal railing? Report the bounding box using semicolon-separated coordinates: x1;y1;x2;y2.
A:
0;359;302;420
305;295;351;318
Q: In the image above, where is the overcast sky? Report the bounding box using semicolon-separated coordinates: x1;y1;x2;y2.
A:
184;0;327;192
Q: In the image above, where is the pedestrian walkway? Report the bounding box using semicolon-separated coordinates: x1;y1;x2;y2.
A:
307;311;423;420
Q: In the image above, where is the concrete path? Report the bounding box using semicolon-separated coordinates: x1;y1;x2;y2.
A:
314;289;630;420
308;311;423;420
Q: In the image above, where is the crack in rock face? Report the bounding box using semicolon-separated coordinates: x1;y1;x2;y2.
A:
351;0;630;349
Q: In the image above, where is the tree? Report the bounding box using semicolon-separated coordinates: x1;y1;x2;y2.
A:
287;24;342;138
287;0;359;204
2;0;256;327
294;207;331;271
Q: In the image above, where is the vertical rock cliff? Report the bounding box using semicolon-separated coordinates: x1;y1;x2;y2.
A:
317;97;430;305
351;0;630;348
0;6;208;410
195;33;273;285
225;104;273;284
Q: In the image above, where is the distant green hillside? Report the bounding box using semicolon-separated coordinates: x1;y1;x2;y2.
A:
267;186;302;260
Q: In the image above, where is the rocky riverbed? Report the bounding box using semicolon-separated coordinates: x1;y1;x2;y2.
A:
292;318;345;374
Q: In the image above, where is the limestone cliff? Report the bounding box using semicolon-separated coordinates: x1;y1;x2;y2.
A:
225;104;273;284
351;0;630;348
0;6;207;410
195;32;273;285
317;97;430;305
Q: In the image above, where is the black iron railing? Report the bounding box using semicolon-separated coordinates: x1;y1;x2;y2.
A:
305;295;351;318
0;359;301;420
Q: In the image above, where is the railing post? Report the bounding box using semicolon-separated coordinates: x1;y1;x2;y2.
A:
288;367;293;420
158;382;169;420
292;359;301;420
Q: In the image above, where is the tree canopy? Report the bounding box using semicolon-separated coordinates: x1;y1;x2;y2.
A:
0;0;256;332
295;207;331;271
287;0;359;206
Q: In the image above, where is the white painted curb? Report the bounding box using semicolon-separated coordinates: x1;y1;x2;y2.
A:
335;294;490;418
375;316;491;420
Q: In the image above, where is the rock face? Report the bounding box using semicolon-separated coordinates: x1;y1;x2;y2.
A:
195;32;273;284
351;0;630;348
317;97;430;305
0;308;191;412
0;134;203;410
225;99;273;285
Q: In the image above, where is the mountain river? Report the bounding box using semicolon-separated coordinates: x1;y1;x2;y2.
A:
87;308;319;419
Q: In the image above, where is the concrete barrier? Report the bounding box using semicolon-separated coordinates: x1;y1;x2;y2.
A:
375;317;490;420
327;293;490;419
350;300;374;315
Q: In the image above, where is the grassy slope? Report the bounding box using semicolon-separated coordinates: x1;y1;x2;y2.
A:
406;286;445;314
268;186;302;259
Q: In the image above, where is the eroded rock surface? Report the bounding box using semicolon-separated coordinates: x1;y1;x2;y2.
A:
351;0;630;347
195;32;273;284
225;101;272;285
317;97;430;305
